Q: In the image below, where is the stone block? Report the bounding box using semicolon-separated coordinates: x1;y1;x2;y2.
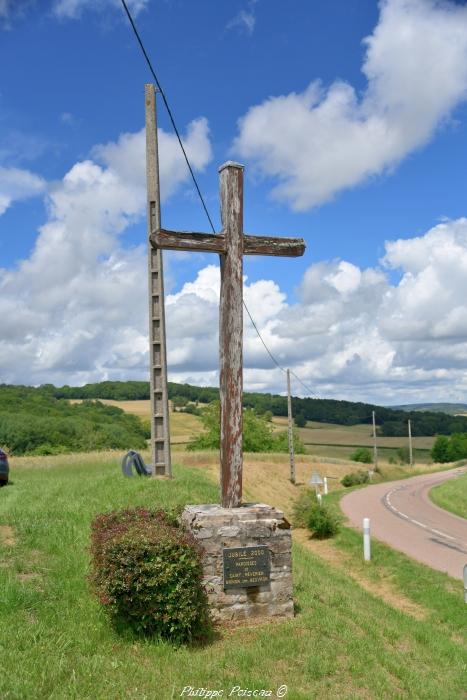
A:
182;503;293;624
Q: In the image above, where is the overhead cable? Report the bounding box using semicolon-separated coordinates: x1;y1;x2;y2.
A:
119;0;319;399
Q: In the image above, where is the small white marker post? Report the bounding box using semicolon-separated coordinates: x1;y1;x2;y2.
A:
323;476;328;495
317;493;322;506
363;518;371;562
464;564;467;604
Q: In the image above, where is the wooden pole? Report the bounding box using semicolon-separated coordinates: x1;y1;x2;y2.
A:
219;162;244;508
408;419;413;467
145;84;172;478
372;410;378;471
287;369;296;484
150;159;305;504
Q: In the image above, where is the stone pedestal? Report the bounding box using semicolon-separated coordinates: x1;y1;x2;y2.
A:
182;503;294;623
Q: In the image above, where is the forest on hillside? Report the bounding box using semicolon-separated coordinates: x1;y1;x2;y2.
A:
31;380;467;437
0;385;148;455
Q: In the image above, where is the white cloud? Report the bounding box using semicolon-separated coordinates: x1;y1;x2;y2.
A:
0;166;45;215
159;217;467;404
0;117;212;386
52;0;148;20
0;0;10;18
4;103;467;403
60;112;76;126
0;0;29;21
234;0;467;210
227;7;256;36
0;0;39;27
93;117;211;203
380;218;467;341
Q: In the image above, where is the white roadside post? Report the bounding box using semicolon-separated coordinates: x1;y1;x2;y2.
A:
363;518;371;562
464;564;467;604
323;476;328;495
317;493;322;506
309;471;324;500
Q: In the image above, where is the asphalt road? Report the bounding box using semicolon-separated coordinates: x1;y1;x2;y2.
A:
340;467;467;580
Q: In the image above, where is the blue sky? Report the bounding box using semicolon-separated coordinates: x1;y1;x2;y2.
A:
3;0;467;405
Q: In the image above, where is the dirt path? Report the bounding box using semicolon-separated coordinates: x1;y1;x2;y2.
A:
341;467;467;580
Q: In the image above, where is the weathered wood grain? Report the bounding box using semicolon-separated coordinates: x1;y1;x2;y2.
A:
243;235;305;257
152;229;226;253
151;158;306;508
219;162;244;508
152;229;305;258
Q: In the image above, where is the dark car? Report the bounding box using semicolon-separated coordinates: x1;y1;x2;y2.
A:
0;449;9;486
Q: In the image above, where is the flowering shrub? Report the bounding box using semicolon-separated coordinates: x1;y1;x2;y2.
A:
89;507;210;643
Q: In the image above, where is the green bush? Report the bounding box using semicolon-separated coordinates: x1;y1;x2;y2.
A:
292;488;319;527
431;433;467;463
187;402;306;453
350;447;372;464
396;446;411;464
89;507;210;644
268;428;307;454
294;412;307;428
30;443;69;456
180;404;202;416
307;503;339;539
140;418;151;439
341;470;370;487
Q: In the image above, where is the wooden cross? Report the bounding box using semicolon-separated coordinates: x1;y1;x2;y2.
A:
150;162;305;508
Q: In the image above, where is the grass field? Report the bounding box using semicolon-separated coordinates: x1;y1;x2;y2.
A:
1;451;466;699
429;471;467;518
69;399;203;445
78;400;434;462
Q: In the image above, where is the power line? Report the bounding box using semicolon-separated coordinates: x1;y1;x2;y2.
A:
120;0;216;233
242;303;286;373
120;0;319;400
242;304;320;398
289;370;320;399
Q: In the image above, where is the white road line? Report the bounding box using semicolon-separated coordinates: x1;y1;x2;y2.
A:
383;485;459;543
431;528;456;540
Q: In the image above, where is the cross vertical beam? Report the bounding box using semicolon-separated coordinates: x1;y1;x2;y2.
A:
145;84;172;478
219;162;244;508
150;159;306;505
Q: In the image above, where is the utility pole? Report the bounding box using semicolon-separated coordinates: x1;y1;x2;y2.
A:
145;84;172;478
372;410;378;471
287;369;296;484
408;419;413;467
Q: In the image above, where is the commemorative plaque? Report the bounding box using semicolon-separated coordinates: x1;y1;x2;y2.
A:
223;545;271;589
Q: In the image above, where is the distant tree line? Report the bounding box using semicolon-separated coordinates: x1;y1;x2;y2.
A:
3;380;467;442
0;381;467;454
48;381;151;401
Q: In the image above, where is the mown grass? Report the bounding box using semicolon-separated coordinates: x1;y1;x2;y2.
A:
326;511;467;643
430;471;467;518
1;454;466;699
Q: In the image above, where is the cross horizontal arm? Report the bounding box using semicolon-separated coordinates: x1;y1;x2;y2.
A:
151;229;306;258
243;235;305;257
151;229;226;253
